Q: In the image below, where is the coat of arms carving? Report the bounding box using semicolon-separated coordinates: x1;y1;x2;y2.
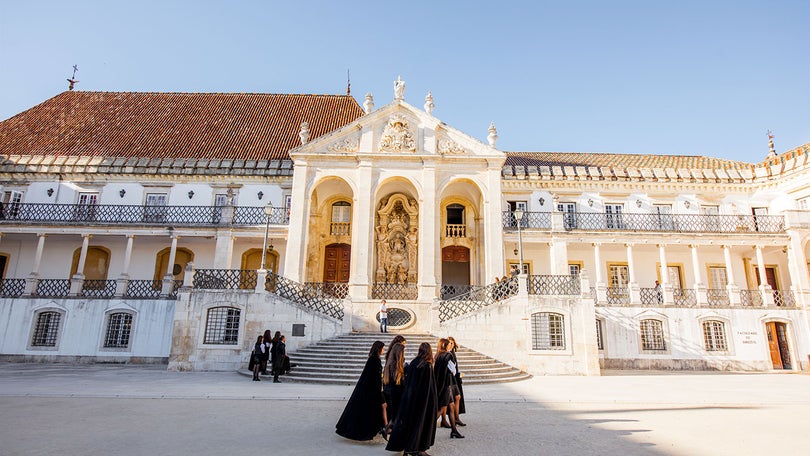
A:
378;114;416;153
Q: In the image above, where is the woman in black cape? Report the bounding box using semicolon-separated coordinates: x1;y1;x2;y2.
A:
448;336;466;423
435;338;464;438
386;342;437;456
335;340;387;441
383;342;406;435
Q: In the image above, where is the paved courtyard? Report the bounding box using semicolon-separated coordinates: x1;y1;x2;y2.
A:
0;364;808;455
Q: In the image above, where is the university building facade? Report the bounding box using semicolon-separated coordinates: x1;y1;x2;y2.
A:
1;79;808;375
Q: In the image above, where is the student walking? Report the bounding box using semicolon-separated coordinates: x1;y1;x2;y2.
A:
335;341;388;441
434;338;464;438
386;342;438;456
251;335;264;381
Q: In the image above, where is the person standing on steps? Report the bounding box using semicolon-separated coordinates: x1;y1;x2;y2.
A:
335;341;388;441
379;299;388;333
271;334;287;383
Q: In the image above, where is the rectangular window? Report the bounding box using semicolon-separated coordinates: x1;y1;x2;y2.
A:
104;313;133;349
703;320;728;351
569;263;581;276
798;198;809;210
284;194;292;223
214;193;229;207
640;319;666;351
666;265;683;292
144;193;168;222
654;204;674;230
1;190;23;217
204;307;240;345
557;202;577;229
75;192;99;221
605;204;625;229
31;311;61;347
701;205;720;231
609;264;629;289
507;262;530;276
532;312;565;350
708;266;728;289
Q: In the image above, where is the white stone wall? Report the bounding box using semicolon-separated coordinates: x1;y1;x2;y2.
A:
167;290;343;371
0;297;174;362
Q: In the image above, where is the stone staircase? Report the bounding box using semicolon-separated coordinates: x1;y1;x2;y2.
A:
246;332;531;384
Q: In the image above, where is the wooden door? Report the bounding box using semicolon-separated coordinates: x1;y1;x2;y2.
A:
441;246;470;290
766;322;783;369
324;244;351;283
775;323;792;369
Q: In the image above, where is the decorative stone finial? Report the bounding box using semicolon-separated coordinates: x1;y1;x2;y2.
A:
424;91;434;114
487;121;498;147
766;130;777;160
299;121;310;145
394;75;405;101
363;93;374;114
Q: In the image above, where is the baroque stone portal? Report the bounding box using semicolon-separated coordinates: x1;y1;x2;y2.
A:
375;194;418;284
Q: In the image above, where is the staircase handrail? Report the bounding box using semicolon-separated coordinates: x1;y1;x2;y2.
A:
438;276;518;322
265;271;344;320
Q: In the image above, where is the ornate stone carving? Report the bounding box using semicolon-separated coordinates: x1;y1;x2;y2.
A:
327;136;360;153
487;121;498;147
363;93;374;114
424;91;434;114
375;194;419;284
378;114;416;153
299;121;310;145
438;138;466;155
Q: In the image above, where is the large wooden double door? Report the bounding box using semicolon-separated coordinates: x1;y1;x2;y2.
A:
765;322;792;370
324;244;351;284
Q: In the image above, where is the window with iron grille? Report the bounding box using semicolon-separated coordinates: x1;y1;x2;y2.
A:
640;319;666;351
31;311;61;347
702;320;728;351
204;307;240;345
596;319;604;351
532;312;565;350
104;312;133;349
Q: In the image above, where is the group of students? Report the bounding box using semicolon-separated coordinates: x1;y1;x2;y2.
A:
249;329;291;383
336;335;466;456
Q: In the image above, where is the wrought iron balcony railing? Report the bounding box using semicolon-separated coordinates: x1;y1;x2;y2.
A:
0;278;25;298
672;288;696;306
265;272;344;320
528;275;580;295
774;289;795;307
739;289;763;307
372;283;418;300
440;284;481;300
305;282;349;299
706;288;730;306
0;203;290;227
501;210;785;233
438;277;518;322
194;269;258;290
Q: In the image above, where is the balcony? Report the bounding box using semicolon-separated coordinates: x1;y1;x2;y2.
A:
444;224;467;238
330;222;351;236
502;211;785;234
0;203;290;227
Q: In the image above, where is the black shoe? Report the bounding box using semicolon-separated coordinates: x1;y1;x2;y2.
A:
379;427;388;441
450;430;465;439
456;420;466;426
440;422;451;429
273;379;281;383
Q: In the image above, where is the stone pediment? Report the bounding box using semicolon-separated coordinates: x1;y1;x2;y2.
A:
289;99;502;160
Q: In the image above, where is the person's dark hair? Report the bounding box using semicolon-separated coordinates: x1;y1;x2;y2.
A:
437;338;450;354
384;343;406;386
272;331;281;344
369;340;385;358
255;335;263;344
263;329;272;343
385;335;406;363
417;341;433;365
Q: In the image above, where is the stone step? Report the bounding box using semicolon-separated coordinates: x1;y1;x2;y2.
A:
240;332;531;385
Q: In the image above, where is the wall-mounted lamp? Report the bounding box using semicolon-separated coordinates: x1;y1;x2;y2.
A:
683;200;691;209
513;248;519;256
539;197;545;206
588;199;594;207
188;190;195;199
119;189;126;198
46;188;54;197
636;199;642;208
257;191;264;200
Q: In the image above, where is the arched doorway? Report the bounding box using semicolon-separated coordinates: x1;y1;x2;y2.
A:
70;246;111;280
442;245;470;298
765;321;792;369
241;248;279;273
323;243;350;298
154;247;194;283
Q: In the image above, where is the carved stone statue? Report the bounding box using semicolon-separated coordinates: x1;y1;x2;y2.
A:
375;194;419;285
394;76;405;101
363;93;374;114
299;121;310;145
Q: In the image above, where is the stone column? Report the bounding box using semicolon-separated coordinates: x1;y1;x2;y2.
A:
161;235;179;296
212;229;234;269
723;245;741;305
70;234;91;295
658;244;673;304
690;244;708;305
626;244;641;304
755;245;774;306
116;235;135;297
25;233;47;295
549;238;569;275
593;243;607;303
283;159;310;282
786;233;810;307
349;159;374;301
417;160;438;300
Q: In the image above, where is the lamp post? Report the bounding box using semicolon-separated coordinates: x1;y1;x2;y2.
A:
514;208;525;275
260;203;274;271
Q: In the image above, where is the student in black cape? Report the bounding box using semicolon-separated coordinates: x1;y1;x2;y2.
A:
435;338;464;438
260;329;272;375
271;334;286;383
251;335;264;381
335;340;387;441
385;342;438;456
383;342;406;435
447;336;466;425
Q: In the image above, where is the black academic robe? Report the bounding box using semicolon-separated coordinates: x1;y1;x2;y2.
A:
450;351;466;414
433;351;455;408
271;340;286;372
335;355;384;441
385;357;437;453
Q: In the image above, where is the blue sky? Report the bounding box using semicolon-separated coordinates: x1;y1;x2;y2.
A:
1;0;808;163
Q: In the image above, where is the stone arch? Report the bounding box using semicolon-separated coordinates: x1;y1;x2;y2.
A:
305;176;355;282
154;247;194;283
240;248;280;273
439;178;485;285
70;246;112;280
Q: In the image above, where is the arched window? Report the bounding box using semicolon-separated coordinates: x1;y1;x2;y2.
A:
446;204;465;225
70;246;111;280
702;320;728;351
331;201;352;236
31;310;63;348
640;319;666;351
104;312;134;349
204;307;240;345
531;312;565;350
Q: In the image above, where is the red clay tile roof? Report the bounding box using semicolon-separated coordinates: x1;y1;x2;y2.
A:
505;151;754;169
0;91;364;161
